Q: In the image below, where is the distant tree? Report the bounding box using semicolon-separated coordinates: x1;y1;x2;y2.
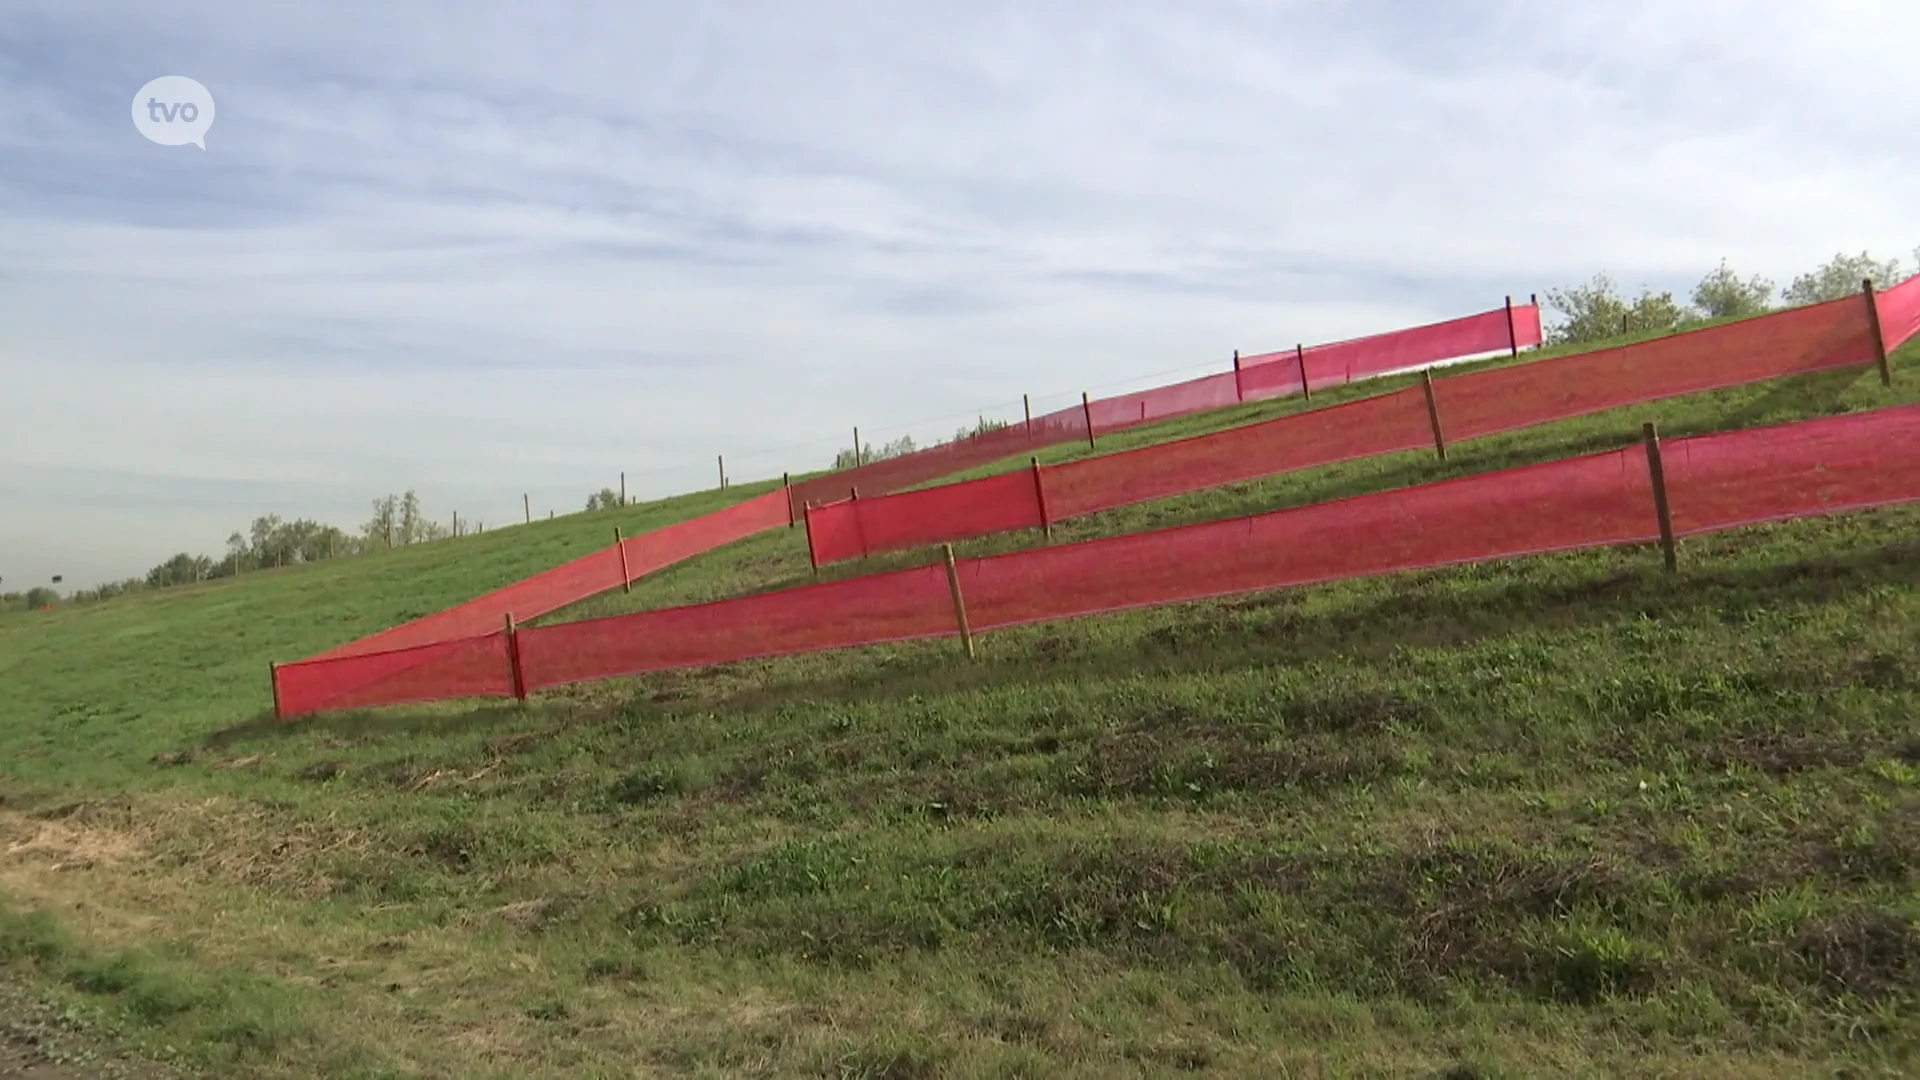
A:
25;586;57;610
946;417;1009;444
1783;251;1904;306
1691;260;1774;320
146;553;212;588
585;487;622;511
1544;275;1686;345
831;434;917;470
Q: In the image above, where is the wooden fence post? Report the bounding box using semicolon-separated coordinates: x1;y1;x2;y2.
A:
719;455;728;490
803;501;820;575
1504;295;1519;357
1232;349;1244;403
1296;344;1311;401
523;493;530;524
614;526;632;593
1421;369;1448;461
268;661;284;720
504;612;528;702
1031;456;1053;540
1864;278;1893;387
783;472;794;527
1024;394;1033;439
1081;392;1096;450
942;544;976;660
1642;422;1678;572
854;427;862;467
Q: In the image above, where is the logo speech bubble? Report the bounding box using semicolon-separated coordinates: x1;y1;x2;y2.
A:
132;76;216;149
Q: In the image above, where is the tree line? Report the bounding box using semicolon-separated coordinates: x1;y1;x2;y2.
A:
2;490;484;612
1544;248;1917;345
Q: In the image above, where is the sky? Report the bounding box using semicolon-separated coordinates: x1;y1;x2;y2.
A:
2;0;1918;590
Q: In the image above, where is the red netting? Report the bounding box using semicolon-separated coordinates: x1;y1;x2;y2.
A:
516;564;953;689
1240;303;1539;390
295;405;1920;710
314;490;788;661
1433;296;1874;442
788;301;1535;513
275;632;514;717
1664;405;1920;536
1086;372;1243;433
788;405;1086;517
1044;385;1434;519
960;448;1654;631
808;468;1045;564
1877;273;1920;354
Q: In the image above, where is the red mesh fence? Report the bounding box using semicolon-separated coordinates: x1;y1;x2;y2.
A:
275;490;791;717
1877;272;1920;354
275;632;514;718
959;448;1654;631
1240;303;1541;390
788;404;1087;516
1664;407;1920;536
797;293;1884;567
787;300;1538;515
296;405;1920;713
313;490;789;661
1044;385;1434;520
1432;295;1875;442
516;564;954;690
807;468;1046;564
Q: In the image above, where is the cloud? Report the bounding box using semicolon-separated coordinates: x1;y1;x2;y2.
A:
3;0;1919;588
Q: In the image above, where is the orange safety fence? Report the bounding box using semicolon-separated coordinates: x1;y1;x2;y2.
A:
274;489;790;716
1877;271;1920;358
803;290;1890;565
786;298;1541;515
275;404;1919;715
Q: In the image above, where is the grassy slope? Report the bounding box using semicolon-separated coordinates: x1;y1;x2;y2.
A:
0;335;1914;1078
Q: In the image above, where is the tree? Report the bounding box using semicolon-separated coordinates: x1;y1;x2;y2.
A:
146;553;212;588
25;586;57;610
1544;275;1686;345
1782;251;1904;307
831;434;917;470
1691;260;1774;320
586;487;621;511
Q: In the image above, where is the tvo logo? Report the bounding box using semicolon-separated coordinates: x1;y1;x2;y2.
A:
131;76;216;149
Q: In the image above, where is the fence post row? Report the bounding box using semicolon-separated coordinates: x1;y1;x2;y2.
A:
1421;369;1448;461
1081;392;1096;450
942;544;976;660
1296;344;1311;401
1642;422;1678;572
504;612;528;701
615;526;632;593
1031;456;1052;540
1863;278;1893;387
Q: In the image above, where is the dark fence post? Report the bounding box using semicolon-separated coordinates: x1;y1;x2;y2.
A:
1421;369;1449;461
1864;278;1893;387
1642;422;1678;572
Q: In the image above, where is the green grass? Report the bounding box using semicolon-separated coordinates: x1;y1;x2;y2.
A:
0;331;1915;1077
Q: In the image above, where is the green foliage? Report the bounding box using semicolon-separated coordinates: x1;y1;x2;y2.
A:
1783;251;1905;306
1691;260;1775;320
833;434;917;471
1543;274;1687;345
24;585;59;609
585;487;622;512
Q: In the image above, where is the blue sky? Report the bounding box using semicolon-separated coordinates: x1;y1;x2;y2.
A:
3;0;1918;589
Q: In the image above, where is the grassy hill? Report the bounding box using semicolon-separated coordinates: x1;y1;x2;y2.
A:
0;334;1916;1078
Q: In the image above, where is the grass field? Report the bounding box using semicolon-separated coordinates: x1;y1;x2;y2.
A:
1;333;1916;1078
